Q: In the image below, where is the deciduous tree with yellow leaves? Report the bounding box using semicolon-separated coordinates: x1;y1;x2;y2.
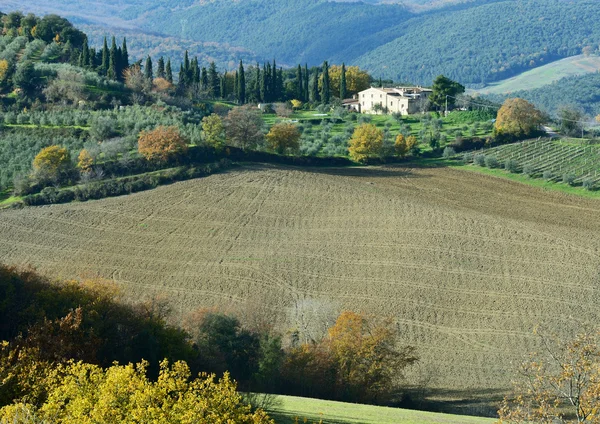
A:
32;145;74;184
394;134;417;157
495;98;544;139
349;123;383;162
498;329;600;423
202;114;226;150
0;360;274;424
327;65;370;98
266;123;301;155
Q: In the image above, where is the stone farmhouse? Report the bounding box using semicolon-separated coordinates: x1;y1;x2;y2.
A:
344;86;433;115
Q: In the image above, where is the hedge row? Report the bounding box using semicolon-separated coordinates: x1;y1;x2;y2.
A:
22;160;232;206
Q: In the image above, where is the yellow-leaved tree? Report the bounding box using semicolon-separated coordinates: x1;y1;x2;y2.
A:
0;60;9;86
349;123;383;162
498;329;600;423
394;134;417;157
327;65;371;98
266;123;301;155
495;98;544;139
138;126;188;162
77;149;93;172
202;114;226;150
0;359;274;423
32;145;74;184
291;99;303;110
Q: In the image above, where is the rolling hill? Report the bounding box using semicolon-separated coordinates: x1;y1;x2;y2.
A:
1;163;599;409
4;0;600;85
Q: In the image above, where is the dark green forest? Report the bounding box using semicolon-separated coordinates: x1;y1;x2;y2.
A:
483;72;600;118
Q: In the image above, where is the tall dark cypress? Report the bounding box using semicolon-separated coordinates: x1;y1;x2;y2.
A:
107;37;117;80
192;59;200;87
201;67;208;91
261;63;269;102
157;57;165;79
304;64;309;103
340;63;347;100
144;56;153;80
222;73;229;99
101;37;109;76
116;47;123;80
271;60;277;101
178;64;186;88
296;65;303;101
80;37;89;68
189;56;197;84
121;37;129;72
311;68;319;104
208;62;219;98
254;62;261;102
238;60;246;104
321;61;330;105
88;47;96;68
184;51;190;76
165;59;173;83
277;67;283;102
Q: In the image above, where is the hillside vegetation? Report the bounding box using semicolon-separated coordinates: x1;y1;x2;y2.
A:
471;55;600;96
2;164;599;411
7;0;600;85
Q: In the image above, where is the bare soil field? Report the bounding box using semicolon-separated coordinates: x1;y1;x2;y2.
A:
1;164;600;401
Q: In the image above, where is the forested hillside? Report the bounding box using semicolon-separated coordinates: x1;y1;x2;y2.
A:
355;0;600;85
483;72;600;117
6;0;600;86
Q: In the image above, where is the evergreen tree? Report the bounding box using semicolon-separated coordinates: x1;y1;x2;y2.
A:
80;37;90;68
144;56;153;80
340;63;347;100
276;67;283;102
296;65;303;101
178;64;186;89
121;38;129;72
116;47;123;80
88;47;96;68
261;63;269;102
201;67;208;91
271;60;277;101
254;63;261;103
191;57;199;85
311;68;320;104
184;51;190;76
208;62;219;98
221;73;228;99
157;57;165;79
107;37;117;80
321;61;330;105
165;59;173;83
238;60;246;104
101;37;109;76
304;64;309;104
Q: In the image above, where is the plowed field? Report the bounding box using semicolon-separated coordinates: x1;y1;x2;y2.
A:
1;164;600;395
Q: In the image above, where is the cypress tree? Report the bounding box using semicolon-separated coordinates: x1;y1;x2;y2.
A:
261;63;269;102
254;62;261;102
340;63;347;100
271;59;277;101
321;61;330;105
238;60;246;104
107;37;117;80
88;47;96;68
222;73;229;99
208;62;219;98
144;56;153;80
165;59;173;83
311;68;319;104
101;37;109;76
277;67;283;102
178;64;186;88
80;37;89;68
304;64;309;103
296;64;303;101
201;67;208;91
157;57;165;79
184;51;190;76
116;47;123;80
121;38;129;72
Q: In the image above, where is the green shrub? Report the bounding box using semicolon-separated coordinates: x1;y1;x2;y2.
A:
542;170;553;181
474;154;486;166
484;155;499;168
562;173;576;185
523;165;535;177
442;146;456;158
504;159;519;173
582;178;595;191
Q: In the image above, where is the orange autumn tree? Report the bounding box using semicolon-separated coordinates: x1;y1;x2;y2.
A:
495;98;544;139
499;329;600;423
138;126;188;162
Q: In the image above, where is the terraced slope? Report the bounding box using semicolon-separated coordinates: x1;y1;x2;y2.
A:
1;164;599;396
